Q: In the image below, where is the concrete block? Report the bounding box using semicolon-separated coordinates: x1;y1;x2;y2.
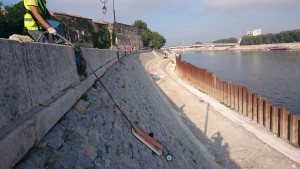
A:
0;39;32;130
0;119;36;169
33;89;77;141
0;38;118;169
22;43;79;108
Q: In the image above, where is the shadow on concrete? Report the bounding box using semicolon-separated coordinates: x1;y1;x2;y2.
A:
204;103;210;135
178;103;240;168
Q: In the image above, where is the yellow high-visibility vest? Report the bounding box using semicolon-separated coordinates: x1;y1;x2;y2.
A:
24;0;48;30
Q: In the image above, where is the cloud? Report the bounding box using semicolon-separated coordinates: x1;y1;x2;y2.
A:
201;0;300;11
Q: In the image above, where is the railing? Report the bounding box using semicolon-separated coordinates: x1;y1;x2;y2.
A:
176;56;300;147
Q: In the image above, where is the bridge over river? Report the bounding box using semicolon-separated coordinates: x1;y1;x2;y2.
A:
163;43;237;50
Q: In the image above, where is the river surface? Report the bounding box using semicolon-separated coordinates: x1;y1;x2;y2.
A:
181;50;300;115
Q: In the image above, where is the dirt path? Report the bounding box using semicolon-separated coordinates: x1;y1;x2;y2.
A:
145;51;300;169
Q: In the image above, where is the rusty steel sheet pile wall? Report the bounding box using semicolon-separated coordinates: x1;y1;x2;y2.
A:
0;38;119;169
175;56;300;147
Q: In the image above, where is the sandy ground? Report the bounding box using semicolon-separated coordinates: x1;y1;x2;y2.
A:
15;51;300;169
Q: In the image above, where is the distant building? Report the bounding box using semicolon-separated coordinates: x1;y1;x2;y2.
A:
114;23;143;51
50;11;143;50
50;11;94;47
247;29;262;36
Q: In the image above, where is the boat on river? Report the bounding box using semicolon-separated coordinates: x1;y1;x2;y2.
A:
268;46;290;50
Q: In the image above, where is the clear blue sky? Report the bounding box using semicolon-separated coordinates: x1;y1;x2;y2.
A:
2;0;300;46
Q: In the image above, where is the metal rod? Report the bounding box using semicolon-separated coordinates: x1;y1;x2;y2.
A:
113;0;116;23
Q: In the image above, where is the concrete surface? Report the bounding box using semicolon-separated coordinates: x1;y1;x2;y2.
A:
12;51;300;169
15;52;222;169
0;38;118;169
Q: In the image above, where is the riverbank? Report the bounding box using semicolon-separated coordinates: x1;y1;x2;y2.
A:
149;51;300;168
172;42;300;52
14;51;300;169
230;42;300;51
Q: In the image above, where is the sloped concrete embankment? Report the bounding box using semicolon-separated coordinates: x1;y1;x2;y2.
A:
0;38;119;169
14;52;221;169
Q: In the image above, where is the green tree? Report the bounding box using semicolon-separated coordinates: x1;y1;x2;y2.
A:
141;29;152;46
151;31;166;49
133;19;166;48
133;20;148;31
240;29;300;45
0;1;27;38
0;1;7;37
213;37;237;43
92;27;110;49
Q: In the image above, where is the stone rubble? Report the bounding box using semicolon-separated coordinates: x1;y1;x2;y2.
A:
15;52;219;169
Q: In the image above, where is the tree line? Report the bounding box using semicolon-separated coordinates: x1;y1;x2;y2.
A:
240;29;300;45
198;29;300;45
133;20;166;49
0;1;26;38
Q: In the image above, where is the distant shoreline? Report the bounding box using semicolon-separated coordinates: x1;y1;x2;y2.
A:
171;42;300;52
229;42;300;51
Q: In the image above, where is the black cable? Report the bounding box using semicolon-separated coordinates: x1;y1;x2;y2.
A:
55;33;172;160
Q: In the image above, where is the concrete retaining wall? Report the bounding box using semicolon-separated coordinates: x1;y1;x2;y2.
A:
0;38;120;169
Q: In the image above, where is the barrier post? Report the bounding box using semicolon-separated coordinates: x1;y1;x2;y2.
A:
210;73;213;96
234;84;238;111
271;106;279;136
289;114;299;146
247;91;253;119
220;81;224;103
238;87;243;114
202;69;206;92
217;80;220;102
230;83;235;109
258;97;264;125
252;93;258;122
242;88;247;116
197;68;201;90
279;107;290;140
224;82;228;105
212;73;217;98
263;100;271;131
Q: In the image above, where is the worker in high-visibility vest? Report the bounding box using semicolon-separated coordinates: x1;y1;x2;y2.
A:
24;0;57;42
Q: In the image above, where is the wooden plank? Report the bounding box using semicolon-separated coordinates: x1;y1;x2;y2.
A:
224;82;228;105
230;83;235;109
242;88;247;116
252;93;258;122
258;97;264;125
247;91;253;119
271;106;279;136
279;107;290;140
289;114;300;146
263;100;271;131
234;84;239;111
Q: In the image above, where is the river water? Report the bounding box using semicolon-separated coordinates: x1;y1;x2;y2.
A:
181;50;300;115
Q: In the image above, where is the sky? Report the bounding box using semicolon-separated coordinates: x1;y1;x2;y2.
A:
2;0;300;46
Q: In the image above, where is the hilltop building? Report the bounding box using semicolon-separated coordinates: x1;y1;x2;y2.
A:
247;29;262;36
